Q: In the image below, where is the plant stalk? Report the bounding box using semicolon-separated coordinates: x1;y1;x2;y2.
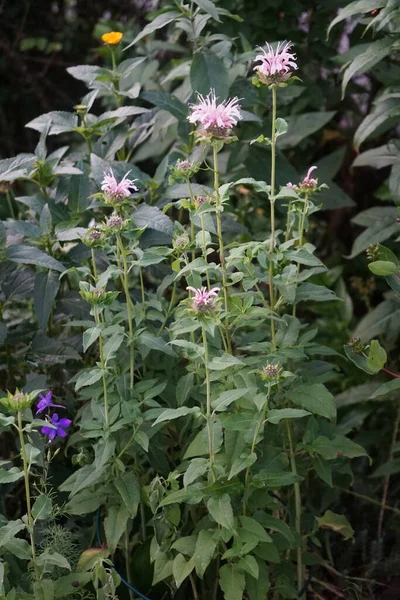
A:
269;85;277;349
117;233;135;389
94;306;110;428
377;402;400;538
202;326;214;477
17;411;40;580
212;144;228;311
286;419;303;596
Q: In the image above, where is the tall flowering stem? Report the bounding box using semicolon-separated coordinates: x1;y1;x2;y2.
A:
116;233;135;389
269;85;277;349
94;307;110;428
201;326;214;478
17;411;40;580
286;419;304;596
212;146;228;307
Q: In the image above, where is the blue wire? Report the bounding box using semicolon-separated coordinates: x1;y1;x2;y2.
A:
96;507;152;600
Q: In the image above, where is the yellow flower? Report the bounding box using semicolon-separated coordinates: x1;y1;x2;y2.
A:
101;31;123;45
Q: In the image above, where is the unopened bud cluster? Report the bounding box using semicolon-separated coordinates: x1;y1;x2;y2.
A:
0;389;36;413
83;228;106;248
260;363;281;382
170;159;201;181
347;337;365;353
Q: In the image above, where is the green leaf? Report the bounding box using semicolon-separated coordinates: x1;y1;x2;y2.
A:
207;494;235;530
313;456;332;487
193;529;219;577
228;453;257;480
34;271;60;329
33;580;55;600
141;91;189;122
0;520;25;546
353;142;400;169
0;467;24;484
104;504;130;553
208;353;244;370
26;111;78;135
114;472;140;517
371;458;400;477
370;378;400;398
193;0;221;21
53;573;92;597
219;563;245;600
317;510;354;540
252;470;302;488
277;112;336;149
212;388;249;412
75;368;104;391
368;260;399;276
295;283;338;304
36;551;71;571
183;458;209;488
266;408;311;424
354;298;400;341
328;0;386;35
246;560;270;600
134;203;173;236
176;372;195;406
342;37;395;97
238;516;271;546
312;435;367;460
237;555;259;579
138;332;177;357
287;383;336;421
190;51;229;99
344;344;378;374
255;513;294;545
6;245;65;271
82;327;101;352
171;536;197;555
103;333;124;364
153;406;200;426
366;339;387;372
172;554;195;588
32;494;52;521
275;117;288;137
125;11;180;48
76;547;110;572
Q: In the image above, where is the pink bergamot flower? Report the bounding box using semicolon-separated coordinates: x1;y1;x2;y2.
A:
186;286;220;313
187;89;242;138
254;41;298;85
101;169;138;204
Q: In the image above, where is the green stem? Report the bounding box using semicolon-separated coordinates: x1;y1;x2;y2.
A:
6;190;15;219
377;402;400;538
124;528;134;600
285;202;293;242
200;213;211;288
243;384;271;514
117;234;135;389
91;248;98;282
94;307;110;429
17;411;40;581
110;46;122;107
269;85;277;349
202;326;214;478
158;282;177;335
292;193;310;317
212;144;228;310
286;420;303;596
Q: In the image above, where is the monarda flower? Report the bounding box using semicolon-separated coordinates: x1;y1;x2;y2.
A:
193;195;211;209
101;170;138;204
253;41;298;85
188;90;242;139
287;166;318;194
186;286;220;313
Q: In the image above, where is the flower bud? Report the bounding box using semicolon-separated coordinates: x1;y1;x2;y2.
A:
106;214;126;232
259;363;281;382
79;284;119;307
83;228;106;248
0;389;36;413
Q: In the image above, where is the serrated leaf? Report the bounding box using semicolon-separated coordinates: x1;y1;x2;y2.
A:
114;472;140;517
183;458;209;488
212;388;248;412
172;554;195;588
153;406;200;426
266;408;311;424
342;37;394;97
32;494;52;520
7;245;65;272
207;494;235;530
34;271;60;329
191;51;229;99
219;563;245;600
228;452;257;480
287;383;336;421
193;529;219;577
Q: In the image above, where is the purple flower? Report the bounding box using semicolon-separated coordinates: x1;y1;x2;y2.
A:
186;286;220;312
301;166;318;188
41;413;72;441
254;41;298;83
188;90;242;137
101;169;138;202
36;391;64;415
